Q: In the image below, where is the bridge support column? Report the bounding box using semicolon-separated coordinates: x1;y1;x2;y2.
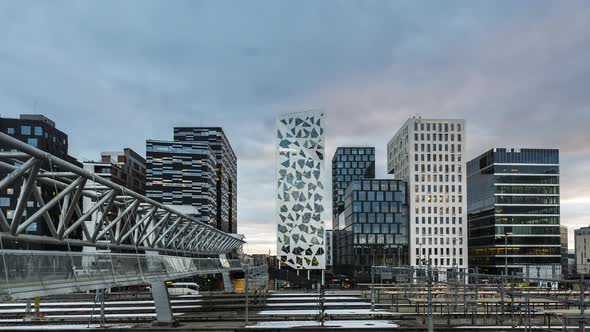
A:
222;271;233;293
150;281;177;327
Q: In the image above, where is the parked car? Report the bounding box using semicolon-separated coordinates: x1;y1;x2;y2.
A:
167;282;200;296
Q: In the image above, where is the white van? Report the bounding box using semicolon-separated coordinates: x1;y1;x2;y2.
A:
167;282;200;296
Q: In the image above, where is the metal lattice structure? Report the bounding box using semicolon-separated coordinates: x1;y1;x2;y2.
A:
0;132;243;256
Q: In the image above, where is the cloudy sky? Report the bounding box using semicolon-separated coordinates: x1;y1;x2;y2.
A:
1;1;589;253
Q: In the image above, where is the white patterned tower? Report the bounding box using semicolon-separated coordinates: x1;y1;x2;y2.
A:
276;111;326;270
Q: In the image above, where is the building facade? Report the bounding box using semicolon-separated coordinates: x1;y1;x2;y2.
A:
387;118;467;273
146;140;217;226
0;114;81;248
467;148;561;278
331;147;375;266
173;128;237;234
276;111;326;270
575;226;590;275
561;225;569;278
337;179;408;280
100;148;146;195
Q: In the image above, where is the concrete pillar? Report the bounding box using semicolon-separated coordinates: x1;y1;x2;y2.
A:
150;281;177;326
221;271;233;293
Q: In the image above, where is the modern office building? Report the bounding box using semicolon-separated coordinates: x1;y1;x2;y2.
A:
146;139;218;226
331;147;375;266
276;111;326;270
0;114;81;248
173;128;237;233
387;118;467;273
100;149;146;195
468;148;561;278
336;179;408;280
575;226;590;275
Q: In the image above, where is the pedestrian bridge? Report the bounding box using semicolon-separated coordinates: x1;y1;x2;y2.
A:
0;249;245;301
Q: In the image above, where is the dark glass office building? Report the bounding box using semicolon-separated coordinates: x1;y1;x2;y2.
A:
146;140;218;227
0;114;81;249
337;179;408;280
173;128;237;234
331;147;375;266
467;148;561;278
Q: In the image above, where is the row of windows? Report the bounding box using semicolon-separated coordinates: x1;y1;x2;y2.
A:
355;233;406;245
415;143;462;153
349;180;405;192
496;195;560;205
470;246;560;256
334;154;375;162
469;226;559;238
415;194;463;203
414;122;462;132
414;132;462;143
6;126;66;144
348;213;405;224
353;223;403;234
415;205;464;215
468;216;559;229
336;168;368;176
495;185;559;195
415;164;464;176
352;201;403;213
413;183;463;193
415;216;464;225
417;237;464;246
416;247;463;256
416;226;463;236
470;236;560;246
495;175;559;185
335;147;374;155
494;165;559;175
414;164;462;175
415;258;463;266
351;190;404;202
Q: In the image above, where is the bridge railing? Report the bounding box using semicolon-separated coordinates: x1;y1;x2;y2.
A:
0;249;243;300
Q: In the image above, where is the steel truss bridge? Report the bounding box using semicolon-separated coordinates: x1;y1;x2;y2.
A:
0;132;261;322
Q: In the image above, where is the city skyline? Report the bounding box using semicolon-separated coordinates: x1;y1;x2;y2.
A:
1;1;589;253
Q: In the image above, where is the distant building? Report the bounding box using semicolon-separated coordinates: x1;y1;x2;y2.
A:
387;118;467;273
561;225;569;277
331;147;375;266
336;179;409;280
146;139;217;227
0;114;81;249
468;148;561;279
276;111;326;270
100;149;146;195
173;128;237;234
575;226;590;275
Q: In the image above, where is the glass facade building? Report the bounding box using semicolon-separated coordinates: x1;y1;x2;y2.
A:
331;147;375;266
467;148;561;278
338;179;408;280
174;128;237;233
146;140;218;227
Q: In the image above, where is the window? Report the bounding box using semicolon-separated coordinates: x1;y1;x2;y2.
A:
21;126;31;135
27;138;38;148
7;128;14;134
0;197;10;207
34;126;43;136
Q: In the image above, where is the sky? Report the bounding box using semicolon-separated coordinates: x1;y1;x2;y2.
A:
0;1;589;254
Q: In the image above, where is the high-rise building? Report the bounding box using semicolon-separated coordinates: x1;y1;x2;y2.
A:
575;226;590;275
331;147;375;266
146;140;217;226
0;114;81;248
276;111;326;270
173;128;237;233
336;179;408;280
387;118;467;273
467;148;561;278
100;148;146;195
